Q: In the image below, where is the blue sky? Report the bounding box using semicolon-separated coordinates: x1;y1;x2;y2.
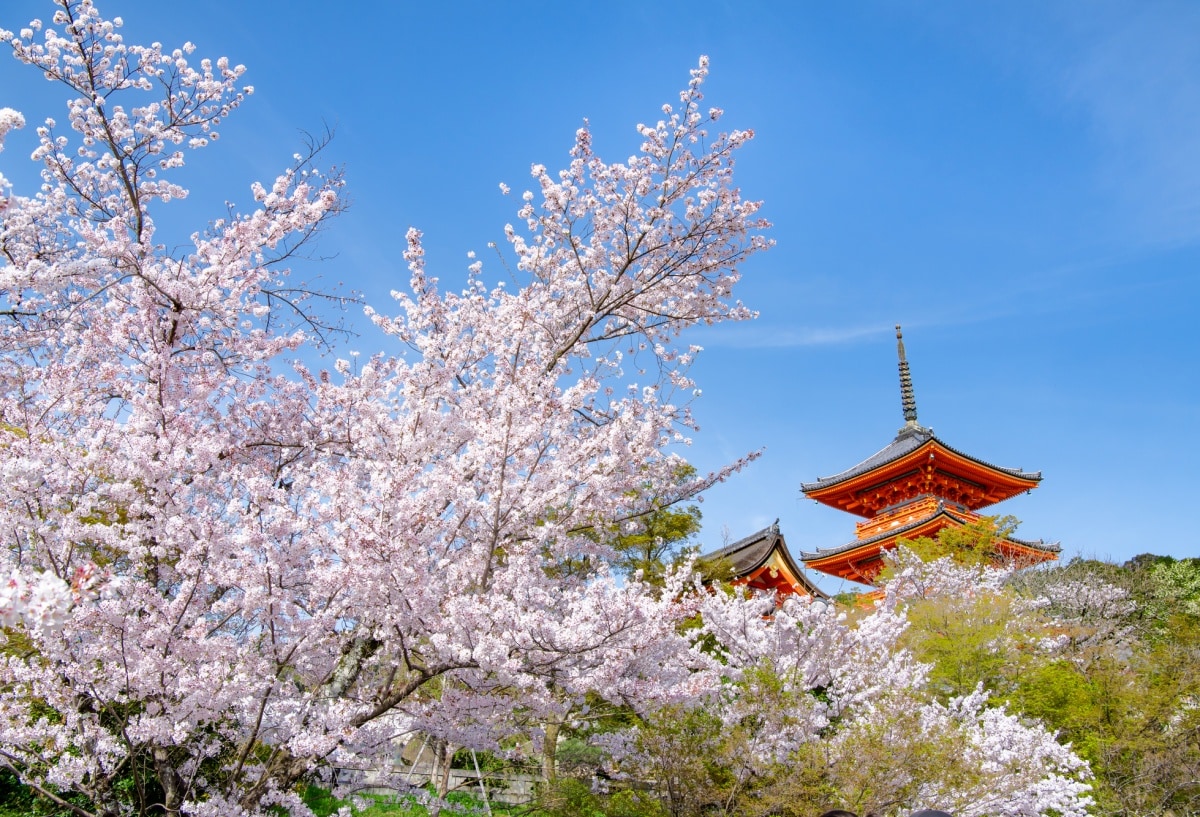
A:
3;1;1197;593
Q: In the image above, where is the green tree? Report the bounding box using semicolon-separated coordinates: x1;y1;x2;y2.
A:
903;552;1200;816
603;465;706;587
1149;556;1200;619
898;584;1032;701
611;503;702;586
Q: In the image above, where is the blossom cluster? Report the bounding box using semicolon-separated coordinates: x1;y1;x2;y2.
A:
0;568;72;634
0;106;23;206
597;575;1094;817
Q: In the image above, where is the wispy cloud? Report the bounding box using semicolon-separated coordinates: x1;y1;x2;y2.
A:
690;323;890;349
1054;3;1200;247
920;1;1200;248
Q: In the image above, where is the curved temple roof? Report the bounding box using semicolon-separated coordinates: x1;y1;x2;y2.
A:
800;424;1042;496
704;521;826;599
799;502;1061;562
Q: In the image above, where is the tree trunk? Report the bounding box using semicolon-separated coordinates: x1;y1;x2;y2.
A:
153;747;184;815
430;737;455;797
542;718;561;784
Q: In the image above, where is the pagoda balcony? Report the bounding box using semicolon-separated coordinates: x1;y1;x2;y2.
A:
854;495;978;540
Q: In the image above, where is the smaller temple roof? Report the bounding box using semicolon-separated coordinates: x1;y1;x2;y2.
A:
708;521;787;573
799;502;1061;561
704;521;826;599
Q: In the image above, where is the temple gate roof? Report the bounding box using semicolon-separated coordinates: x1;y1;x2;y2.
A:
704;521;826;599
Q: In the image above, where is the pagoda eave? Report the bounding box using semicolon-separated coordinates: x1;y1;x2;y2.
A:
803;437;1040;518
800;506;1059;582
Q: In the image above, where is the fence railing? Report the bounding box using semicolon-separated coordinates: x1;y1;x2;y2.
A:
346;762;541;806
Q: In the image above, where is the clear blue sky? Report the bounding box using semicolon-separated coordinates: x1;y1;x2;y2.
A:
3;1;1197;593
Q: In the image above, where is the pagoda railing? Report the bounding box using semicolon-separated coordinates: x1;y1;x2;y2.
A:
855;495;979;540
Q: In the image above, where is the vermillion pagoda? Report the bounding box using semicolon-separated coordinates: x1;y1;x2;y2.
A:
799;327;1059;585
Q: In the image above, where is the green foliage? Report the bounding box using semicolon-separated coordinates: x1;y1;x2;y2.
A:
447;746;511;794
1004;660;1094;742
536;778;671;817
1149;556;1200;619
830;591;862;607
0;770;38;817
896;515;1017;568
536;778;609;817
551;737;604;778
902;552;1200;817
595;465;705;587
627;703;747;817
547;467;705;586
899;586;1027;700
797;703;997;817
611;508;702;588
0;768;92;817
302;783;348;816
299;789;521;816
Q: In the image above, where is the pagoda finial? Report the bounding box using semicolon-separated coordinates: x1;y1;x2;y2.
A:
896;324;919;428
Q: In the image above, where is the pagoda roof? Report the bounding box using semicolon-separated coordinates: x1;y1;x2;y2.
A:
704;521;826;598
800;502;1061;562
800;423;1042;496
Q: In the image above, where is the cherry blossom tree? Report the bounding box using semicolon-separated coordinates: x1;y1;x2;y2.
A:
0;2;767;814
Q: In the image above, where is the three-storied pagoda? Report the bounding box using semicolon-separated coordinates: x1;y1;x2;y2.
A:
799;327;1059;585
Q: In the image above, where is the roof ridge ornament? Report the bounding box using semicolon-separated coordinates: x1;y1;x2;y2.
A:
896;324;920;430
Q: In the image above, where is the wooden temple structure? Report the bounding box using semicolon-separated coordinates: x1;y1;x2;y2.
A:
798;326;1059;585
